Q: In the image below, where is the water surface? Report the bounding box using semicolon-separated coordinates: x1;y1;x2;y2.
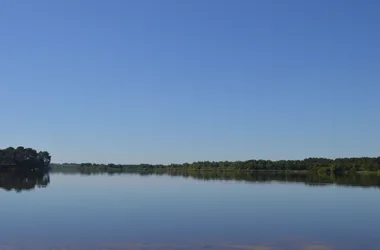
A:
1;172;379;250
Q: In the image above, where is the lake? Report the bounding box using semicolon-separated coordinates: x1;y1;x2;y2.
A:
1;171;380;250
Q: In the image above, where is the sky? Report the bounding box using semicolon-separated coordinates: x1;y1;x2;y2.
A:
0;0;379;164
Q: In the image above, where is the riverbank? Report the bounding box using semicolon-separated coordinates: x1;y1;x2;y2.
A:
50;156;380;174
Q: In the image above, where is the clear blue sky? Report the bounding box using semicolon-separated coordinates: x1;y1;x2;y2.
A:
1;0;379;164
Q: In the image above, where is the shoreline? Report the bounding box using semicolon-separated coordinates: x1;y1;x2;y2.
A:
49;166;380;175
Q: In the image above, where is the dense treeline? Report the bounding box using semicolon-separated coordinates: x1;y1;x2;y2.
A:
0;146;51;171
51;156;380;174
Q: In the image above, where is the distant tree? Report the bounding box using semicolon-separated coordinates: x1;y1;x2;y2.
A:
38;151;51;166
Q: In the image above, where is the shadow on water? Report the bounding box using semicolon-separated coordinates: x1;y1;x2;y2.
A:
0;169;50;192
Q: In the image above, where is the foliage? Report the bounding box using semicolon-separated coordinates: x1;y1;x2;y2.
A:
50;156;380;174
0;146;51;171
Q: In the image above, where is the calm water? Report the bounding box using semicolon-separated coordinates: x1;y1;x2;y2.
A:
1;171;380;250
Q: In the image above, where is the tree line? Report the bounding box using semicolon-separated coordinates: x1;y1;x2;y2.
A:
51;156;380;174
0;146;51;171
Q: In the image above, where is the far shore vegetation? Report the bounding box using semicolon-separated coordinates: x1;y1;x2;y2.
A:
51;156;380;175
1;146;380;190
0;146;51;192
1;146;379;175
0;146;51;172
50;164;380;189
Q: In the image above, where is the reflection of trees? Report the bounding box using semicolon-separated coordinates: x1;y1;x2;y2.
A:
184;171;380;188
0;170;50;192
168;170;380;188
51;167;380;189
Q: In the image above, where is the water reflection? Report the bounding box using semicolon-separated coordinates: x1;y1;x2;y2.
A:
52;168;380;188
2;169;379;250
0;170;50;192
